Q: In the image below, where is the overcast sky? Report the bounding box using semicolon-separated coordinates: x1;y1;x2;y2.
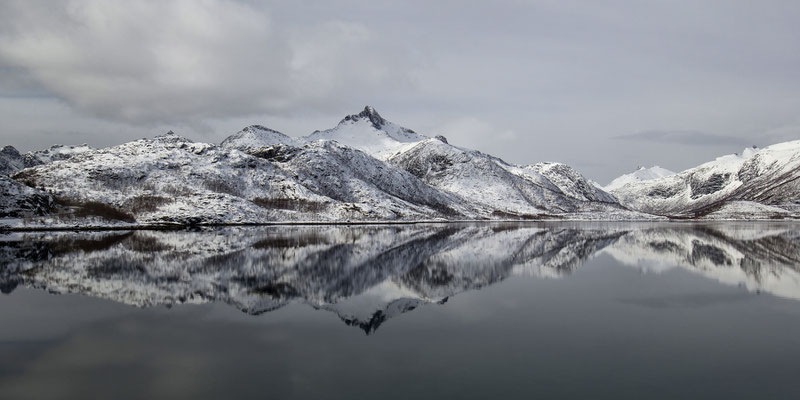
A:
1;0;798;183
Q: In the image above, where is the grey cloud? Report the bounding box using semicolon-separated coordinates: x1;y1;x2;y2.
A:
0;0;420;124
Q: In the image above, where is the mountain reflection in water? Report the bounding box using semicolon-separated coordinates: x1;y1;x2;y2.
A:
2;223;799;334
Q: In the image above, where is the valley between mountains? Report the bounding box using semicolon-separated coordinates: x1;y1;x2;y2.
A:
1;107;799;228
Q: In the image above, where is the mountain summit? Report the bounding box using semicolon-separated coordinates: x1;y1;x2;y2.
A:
341;106;386;130
305;106;428;159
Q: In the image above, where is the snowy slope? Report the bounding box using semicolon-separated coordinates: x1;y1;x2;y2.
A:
512;162;618;203
604;166;675;192
610;143;800;217
389;138;623;217
304;106;428;160
257;140;471;219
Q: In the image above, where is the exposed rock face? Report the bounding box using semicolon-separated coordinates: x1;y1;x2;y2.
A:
341;106;387;130
0;146;25;176
1;146;54;218
0;176;53;218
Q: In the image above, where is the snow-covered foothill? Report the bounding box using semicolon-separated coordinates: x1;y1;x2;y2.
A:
220;125;299;151
604;166;676;192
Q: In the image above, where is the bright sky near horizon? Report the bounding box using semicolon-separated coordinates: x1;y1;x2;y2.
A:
1;0;798;183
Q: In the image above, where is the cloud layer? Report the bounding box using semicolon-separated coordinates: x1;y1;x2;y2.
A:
0;0;417;124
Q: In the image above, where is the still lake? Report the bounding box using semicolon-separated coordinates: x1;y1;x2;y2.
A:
2;222;800;399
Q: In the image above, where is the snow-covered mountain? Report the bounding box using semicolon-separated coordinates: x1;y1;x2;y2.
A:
604;166;675;192
10;131;471;225
224;107;427;159
609;142;800;218
1;106;635;227
2;107;799;227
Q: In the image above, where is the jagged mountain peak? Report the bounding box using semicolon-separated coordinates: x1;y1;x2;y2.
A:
305;106;427;160
340;105;386;129
1;145;21;157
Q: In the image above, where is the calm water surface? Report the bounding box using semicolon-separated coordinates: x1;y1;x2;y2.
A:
2;222;800;399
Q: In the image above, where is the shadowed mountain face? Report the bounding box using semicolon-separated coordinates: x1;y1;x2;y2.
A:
2;223;800;334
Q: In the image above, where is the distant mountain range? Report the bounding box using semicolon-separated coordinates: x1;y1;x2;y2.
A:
607;143;800;219
1;106;798;228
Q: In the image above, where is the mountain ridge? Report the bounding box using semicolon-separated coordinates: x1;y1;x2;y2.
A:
608;142;800;218
1;107;798;228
